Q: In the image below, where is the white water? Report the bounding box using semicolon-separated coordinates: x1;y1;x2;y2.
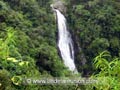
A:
55;9;78;73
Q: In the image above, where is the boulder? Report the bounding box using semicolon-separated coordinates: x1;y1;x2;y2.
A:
51;0;66;13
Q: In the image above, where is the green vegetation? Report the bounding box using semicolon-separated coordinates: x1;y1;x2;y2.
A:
67;0;120;75
0;0;120;90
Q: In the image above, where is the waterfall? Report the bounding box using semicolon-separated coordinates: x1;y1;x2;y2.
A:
55;9;78;73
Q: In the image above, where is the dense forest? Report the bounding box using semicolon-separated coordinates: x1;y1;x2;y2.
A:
0;0;120;90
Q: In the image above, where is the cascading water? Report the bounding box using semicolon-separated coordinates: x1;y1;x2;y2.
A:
55;9;78;73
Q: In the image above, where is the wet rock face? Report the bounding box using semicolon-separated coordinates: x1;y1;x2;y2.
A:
51;0;66;13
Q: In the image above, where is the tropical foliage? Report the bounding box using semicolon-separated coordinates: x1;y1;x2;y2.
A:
0;0;120;90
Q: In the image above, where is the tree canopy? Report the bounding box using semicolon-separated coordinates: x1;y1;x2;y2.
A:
0;0;120;90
